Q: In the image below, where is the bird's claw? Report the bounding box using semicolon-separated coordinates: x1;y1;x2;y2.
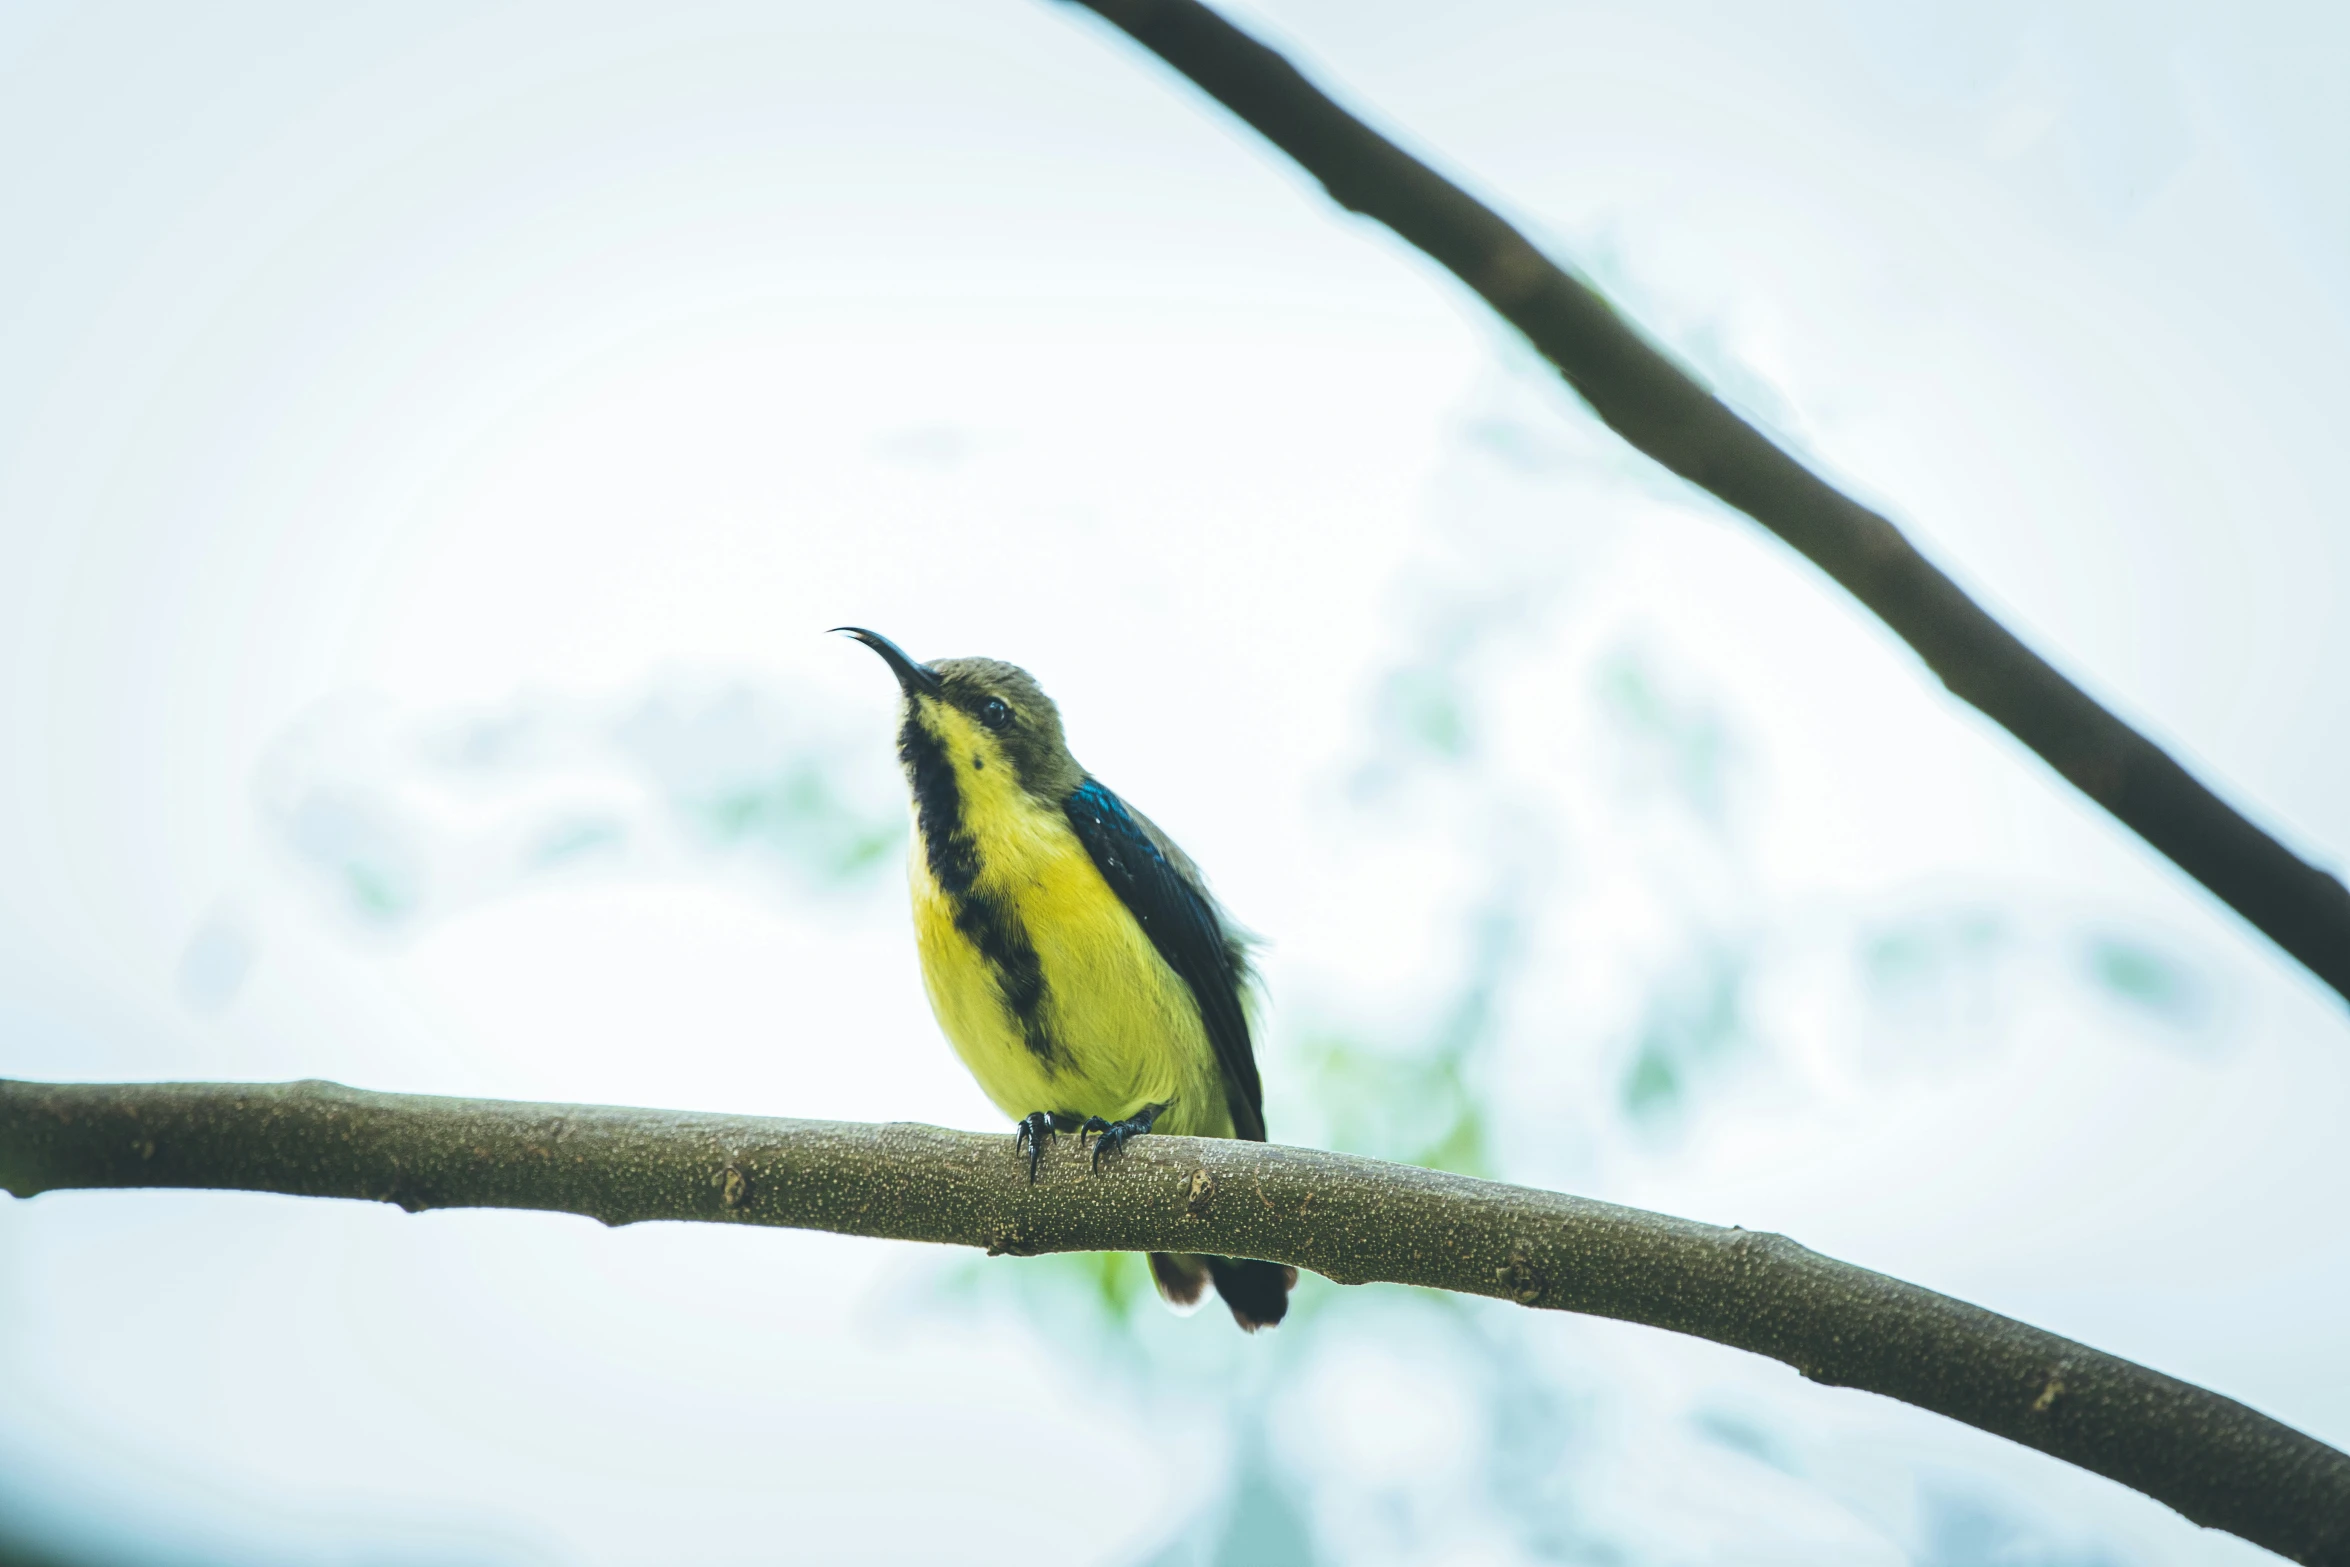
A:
1014;1111;1083;1182
1076;1116;1114;1168
1079;1102;1168;1173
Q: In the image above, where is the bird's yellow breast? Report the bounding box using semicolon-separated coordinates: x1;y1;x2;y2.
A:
907;725;1232;1140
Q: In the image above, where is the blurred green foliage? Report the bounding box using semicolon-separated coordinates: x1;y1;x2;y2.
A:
679;761;900;882
1374;665;1473;763
1596;647;1735;829
2083;933;2207;1028
1621;943;1748;1124
1865;910;2008;996
1295;1030;1490;1179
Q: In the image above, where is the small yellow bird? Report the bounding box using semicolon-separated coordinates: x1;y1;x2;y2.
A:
838;628;1294;1330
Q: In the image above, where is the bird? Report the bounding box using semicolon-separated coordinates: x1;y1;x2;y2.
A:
836;627;1296;1331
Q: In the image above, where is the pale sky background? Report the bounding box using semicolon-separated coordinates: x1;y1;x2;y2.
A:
1;2;2345;1563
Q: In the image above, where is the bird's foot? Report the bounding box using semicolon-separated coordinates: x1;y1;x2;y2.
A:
1079;1101;1169;1172
1014;1111;1086;1183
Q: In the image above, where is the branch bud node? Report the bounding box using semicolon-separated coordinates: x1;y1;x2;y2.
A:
1497;1242;1544;1306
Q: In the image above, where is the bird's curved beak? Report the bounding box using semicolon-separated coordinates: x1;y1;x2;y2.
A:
831;626;944;698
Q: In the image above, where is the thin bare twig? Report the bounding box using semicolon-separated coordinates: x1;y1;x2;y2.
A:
3;1078;2345;1564
1057;0;2350;1004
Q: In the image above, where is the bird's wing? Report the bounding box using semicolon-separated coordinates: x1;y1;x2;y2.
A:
1063;777;1265;1142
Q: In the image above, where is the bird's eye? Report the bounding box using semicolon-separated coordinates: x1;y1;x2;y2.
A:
978;697;1012;731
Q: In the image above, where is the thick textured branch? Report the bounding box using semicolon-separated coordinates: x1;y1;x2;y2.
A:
2;1079;2344;1564
1058;0;2350;1004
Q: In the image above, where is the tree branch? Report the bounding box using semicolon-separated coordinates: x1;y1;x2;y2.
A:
2;1079;2343;1563
1055;0;2350;1005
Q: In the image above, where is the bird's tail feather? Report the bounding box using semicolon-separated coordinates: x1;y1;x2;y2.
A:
1151;1252;1295;1329
1148;1251;1211;1312
1206;1255;1298;1331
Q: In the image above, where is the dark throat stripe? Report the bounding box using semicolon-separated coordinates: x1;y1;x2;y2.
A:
899;712;1061;1067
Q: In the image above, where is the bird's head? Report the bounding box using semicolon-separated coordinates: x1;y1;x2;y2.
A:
833;627;1085;803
